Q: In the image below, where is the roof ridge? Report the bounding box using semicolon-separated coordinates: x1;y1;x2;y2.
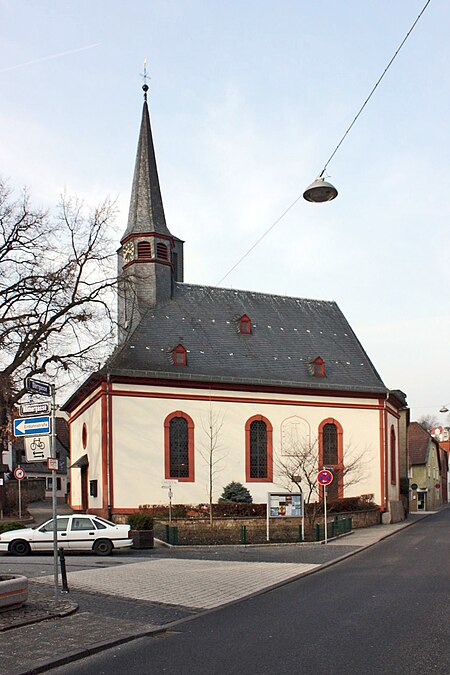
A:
176;281;335;305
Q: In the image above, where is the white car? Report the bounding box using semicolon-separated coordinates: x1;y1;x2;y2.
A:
0;515;133;556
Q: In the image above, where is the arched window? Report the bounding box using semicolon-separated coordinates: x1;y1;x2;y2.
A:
164;411;194;482
156;242;169;260
137;241;152;259
318;418;344;500
245;415;273;482
239;315;251;334
390;426;396;485
173;344;187;366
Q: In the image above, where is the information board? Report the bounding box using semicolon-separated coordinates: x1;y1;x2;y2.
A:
268;492;302;517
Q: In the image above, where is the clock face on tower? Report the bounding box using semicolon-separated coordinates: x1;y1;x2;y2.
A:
123;242;134;263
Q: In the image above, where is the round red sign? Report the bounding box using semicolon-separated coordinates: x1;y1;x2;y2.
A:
14;467;25;481
317;469;334;485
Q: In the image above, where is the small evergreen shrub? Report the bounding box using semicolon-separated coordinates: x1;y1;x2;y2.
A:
219;481;253;503
127;513;154;530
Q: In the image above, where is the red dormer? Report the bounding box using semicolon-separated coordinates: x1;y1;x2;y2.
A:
239;314;251;334
173;344;187;366
312;356;325;377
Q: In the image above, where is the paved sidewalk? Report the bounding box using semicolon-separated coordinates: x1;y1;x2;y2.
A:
0;511;436;674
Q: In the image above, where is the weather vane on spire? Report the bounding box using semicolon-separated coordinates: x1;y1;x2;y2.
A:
141;58;149;100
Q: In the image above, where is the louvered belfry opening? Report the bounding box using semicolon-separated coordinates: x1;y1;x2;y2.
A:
249;420;267;478
137;241;152;259
169;417;189;478
156;242;169;260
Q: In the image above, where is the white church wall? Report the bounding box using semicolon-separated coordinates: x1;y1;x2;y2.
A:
70;390;103;509
110;383;383;509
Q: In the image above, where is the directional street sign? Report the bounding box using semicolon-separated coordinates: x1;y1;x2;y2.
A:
317;469;334;486
19;401;51;416
25;378;52;396
13;415;51;437
25;435;51;461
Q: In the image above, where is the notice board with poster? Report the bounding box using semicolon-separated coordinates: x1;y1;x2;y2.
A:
268;492;302;517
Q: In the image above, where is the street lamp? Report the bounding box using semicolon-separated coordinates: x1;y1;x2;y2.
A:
440;406;449;413
303;176;338;203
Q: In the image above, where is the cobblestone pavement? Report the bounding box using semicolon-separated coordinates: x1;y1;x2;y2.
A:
0;512;435;674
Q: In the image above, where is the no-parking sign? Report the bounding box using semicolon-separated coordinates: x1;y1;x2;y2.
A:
317;469;333;486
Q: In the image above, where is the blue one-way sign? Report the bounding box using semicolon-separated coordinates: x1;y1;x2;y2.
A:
13;415;51;437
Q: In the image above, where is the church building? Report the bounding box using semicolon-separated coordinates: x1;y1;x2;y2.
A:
64;84;406;520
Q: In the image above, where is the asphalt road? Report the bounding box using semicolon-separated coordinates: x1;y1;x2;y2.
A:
49;508;450;675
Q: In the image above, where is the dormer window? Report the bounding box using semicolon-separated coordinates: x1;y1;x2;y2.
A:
312;356;325;377
173;344;187;366
137;241;152;259
156;242;169;260
239;315;251;334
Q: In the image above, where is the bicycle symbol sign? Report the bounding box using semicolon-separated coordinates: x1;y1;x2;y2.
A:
24;435;51;461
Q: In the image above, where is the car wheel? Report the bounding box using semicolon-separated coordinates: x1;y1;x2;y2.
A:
93;539;113;556
10;540;31;556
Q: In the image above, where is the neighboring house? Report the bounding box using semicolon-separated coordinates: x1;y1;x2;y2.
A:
15;416;70;500
408;422;442;511
63;85;408;522
430;425;450;503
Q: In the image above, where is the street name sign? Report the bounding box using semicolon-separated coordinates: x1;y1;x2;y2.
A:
19;401;51;416
161;480;178;487
14;415;51;437
25;378;52;396
25;435;51;461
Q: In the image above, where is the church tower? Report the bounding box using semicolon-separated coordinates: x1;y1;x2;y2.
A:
117;82;184;343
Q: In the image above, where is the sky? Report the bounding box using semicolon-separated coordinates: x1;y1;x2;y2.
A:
1;0;449;422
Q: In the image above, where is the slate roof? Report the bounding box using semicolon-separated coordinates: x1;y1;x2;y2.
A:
121;100;172;240
106;282;387;394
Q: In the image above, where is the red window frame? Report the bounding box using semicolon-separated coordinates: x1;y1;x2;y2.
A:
164;411;195;482
318;418;344;499
312;357;325;377
390;426;396;485
245;415;273;482
173;344;187;366
239;315;251;334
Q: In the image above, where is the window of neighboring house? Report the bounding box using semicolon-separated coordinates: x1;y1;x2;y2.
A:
137;241;152;259
319;419;344;500
156;242;169;260
312;357;325;377
245;415;273;482
89;480;98;498
173;344;187;366
239;315;251;334
390;427;396;485
46;477;62;491
164;412;195;482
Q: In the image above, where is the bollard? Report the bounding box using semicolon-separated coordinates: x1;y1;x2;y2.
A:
58;548;69;593
241;525;247;545
315;523;321;542
298;525;303;543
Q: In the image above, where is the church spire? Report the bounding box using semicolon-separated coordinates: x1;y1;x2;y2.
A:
122;77;171;240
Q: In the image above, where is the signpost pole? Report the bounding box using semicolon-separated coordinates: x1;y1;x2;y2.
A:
50;384;58;599
18;469;22;519
324;485;328;545
301;491;305;543
168;487;173;524
266;493;270;542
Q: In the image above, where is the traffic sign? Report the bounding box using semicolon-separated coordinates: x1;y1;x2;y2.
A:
14;467;25;480
317;469;334;486
25;435;51;461
161;480;179;487
20;401;51;416
47;458;59;471
25;378;52;396
13;415;51;437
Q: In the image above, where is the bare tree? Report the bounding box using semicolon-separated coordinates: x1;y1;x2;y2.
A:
417;414;440;432
198;407;227;525
275;433;369;528
0;178;118;458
